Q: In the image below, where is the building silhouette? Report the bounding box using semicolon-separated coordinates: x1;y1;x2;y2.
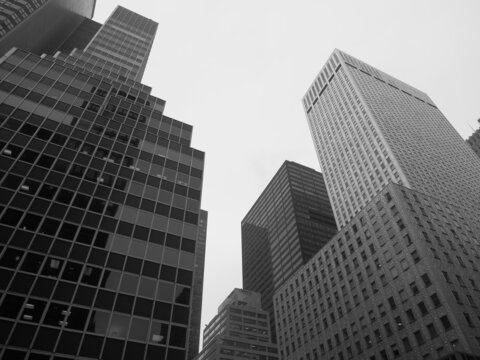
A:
242;161;337;342
0;3;206;360
273;50;480;359
195;289;278;360
467;119;480;158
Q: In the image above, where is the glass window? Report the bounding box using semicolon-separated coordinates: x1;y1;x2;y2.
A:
21;252;44;273
62;261;83;282
138;277;156;298
101;270;122;291
0;294;24;319
156;282;174;302
120;273;139;295
44;302;69;326
108;313;130;339
150;321;168;344
41;257;64;277
129;317;149;341
82;266;102;286
169;326;186;347
0;248;24;269
67;306;89;331
87;310;110;334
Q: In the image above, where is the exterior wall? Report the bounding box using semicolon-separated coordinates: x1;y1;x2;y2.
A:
241;161;336;342
0;0;96;57
187;210;208;360
274;183;480;360
303;49;480;228
0;5;205;359
79;5;157;82
466;121;480;158
56;17;102;55
196;289;278;360
0;0;49;36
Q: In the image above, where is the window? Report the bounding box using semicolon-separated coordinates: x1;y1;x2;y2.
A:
426;323;438;339
440;315;452;331
421;273;432;288
414;330;425;345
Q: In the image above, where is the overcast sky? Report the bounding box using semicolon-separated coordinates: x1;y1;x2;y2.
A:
93;0;480;344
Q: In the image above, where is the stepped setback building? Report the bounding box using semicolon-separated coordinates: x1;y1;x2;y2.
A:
241;161;336;342
272;49;480;360
195;289;279;360
0;3;206;360
467;119;480;158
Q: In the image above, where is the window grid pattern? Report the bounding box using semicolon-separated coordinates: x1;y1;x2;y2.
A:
273;183;480;360
0;39;204;360
303;49;480;228
197;290;278;360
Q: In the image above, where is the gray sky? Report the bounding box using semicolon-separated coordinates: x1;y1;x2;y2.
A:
94;0;480;343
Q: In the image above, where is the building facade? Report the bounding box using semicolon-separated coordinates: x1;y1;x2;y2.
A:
303;49;480;228
0;4;206;360
195;289;279;360
274;183;480;360
187;210;208;360
0;0;96;57
241;161;337;341
466;119;480;158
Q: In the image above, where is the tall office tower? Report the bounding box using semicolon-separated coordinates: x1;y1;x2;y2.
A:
467;120;480;158
0;4;206;360
272;50;480;359
242;160;337;341
274;183;480;360
0;0;96;57
195;289;279;360
303;49;480;228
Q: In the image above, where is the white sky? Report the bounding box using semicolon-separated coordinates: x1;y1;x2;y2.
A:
93;0;480;344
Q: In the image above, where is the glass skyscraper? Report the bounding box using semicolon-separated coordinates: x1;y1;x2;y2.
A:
242;160;337;342
0;0;96;57
0;3;206;360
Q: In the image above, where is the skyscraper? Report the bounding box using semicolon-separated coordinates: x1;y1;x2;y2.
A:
467;119;480;158
273;50;480;359
242;161;337;341
303;49;480;228
0;0;96;57
0;3;206;360
195;289;279;360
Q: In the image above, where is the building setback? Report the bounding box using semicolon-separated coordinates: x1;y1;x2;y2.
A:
466;120;480;158
242;160;337;342
195;289;279;360
272;49;480;359
0;4;206;360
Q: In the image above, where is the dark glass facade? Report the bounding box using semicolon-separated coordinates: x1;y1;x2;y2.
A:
241;160;337;342
0;0;96;57
187;210;207;360
0;4;206;360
